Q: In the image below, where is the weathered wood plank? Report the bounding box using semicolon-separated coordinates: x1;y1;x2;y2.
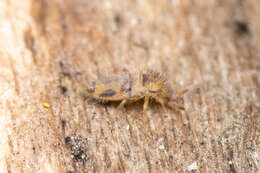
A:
0;0;259;172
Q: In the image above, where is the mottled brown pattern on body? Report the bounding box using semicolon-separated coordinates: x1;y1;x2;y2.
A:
2;0;260;172
86;70;187;113
120;77;128;92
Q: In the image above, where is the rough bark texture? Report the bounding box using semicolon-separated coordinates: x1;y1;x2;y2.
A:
0;0;259;172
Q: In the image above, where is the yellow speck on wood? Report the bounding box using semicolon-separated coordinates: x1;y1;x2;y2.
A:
43;103;51;108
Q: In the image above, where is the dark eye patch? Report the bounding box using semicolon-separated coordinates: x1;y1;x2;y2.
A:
99;89;117;97
148;90;156;93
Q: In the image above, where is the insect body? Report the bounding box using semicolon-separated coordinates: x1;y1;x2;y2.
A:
87;69;187;113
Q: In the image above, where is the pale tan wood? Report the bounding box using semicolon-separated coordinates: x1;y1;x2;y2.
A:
0;0;259;172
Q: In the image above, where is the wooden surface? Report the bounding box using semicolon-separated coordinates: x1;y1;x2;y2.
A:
0;0;259;172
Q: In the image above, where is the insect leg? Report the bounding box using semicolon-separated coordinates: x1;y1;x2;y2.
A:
177;82;202;97
117;99;129;110
154;97;167;111
177;89;189;97
174;104;186;112
172;103;190;129
167;101;187;115
143;96;150;111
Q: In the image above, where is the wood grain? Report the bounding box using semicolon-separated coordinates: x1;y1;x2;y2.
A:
0;0;259;172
